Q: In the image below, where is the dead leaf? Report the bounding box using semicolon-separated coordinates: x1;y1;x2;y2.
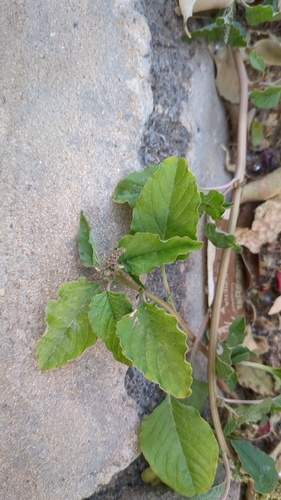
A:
268;295;281;315
175;0;234;36
241;168;281;204
213;47;240;104
235;198;281;253
236;363;274;395
251;40;281;67
243;325;268;355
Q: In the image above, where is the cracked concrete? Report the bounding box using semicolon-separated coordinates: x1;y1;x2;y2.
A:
1;0;238;499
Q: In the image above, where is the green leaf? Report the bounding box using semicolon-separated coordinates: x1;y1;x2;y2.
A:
204;223;242;253
78;212;100;268
118;233;202;276
199;191;227;221
116;302;192;398
249;50;265;72
226;316;246;348
231;346;255;365
180;378;209;414
270;395;281;415
113;164;159;208
140;396;218;497
250;118;264;148
216;343;234;381
231;440;278;494
131;157;201;241
249;87;281;109
227;22;247;48
223;417;238;438
235;399;272;424
191;482;226;500
245;4;279;26
88;291;132;366
183;24;222;44
37;278;101;370
226;370;237;392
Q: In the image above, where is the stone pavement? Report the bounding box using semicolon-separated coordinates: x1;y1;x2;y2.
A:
1;0;237;499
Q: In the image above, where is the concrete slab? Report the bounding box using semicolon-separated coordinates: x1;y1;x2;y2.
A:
1;1;152;499
1;0;239;499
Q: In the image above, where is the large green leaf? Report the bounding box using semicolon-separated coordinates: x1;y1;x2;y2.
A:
231;440;278;494
78;211;100;268
113;164;159;208
88;291;132;366
131;157;201;240
118;233;202;276
37;278;101;370
116;302;192;397
140;396;218;497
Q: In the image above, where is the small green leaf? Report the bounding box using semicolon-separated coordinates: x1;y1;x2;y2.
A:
199;191;227;221
249;87;281;109
235;399;272;424
204;223;242;253
140;396;218;497
216;343;234;381
249;50;265;72
78;211;100;268
183;24;222;44
270;395;281;415
223;417;238;438
245;4;279;26
226;316;246;348
37;278;101;370
191;482;226;500
231;440;278;494
231;346;254;364
113;164;159;208
88;291;132;366
180;378;208;414
226;370;237;392
116;302;192;398
227;22;247;48
250;118;264;148
131;157;201;240
118;233;202;276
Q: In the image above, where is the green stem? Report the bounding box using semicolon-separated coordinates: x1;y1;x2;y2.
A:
190;311;210;367
207;49;248;461
239;360;278;376
161;265;173;305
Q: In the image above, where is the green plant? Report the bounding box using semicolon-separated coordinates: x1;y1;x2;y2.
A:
36;155;280;498
36;2;281;498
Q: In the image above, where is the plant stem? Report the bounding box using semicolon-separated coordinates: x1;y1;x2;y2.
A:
222;398;264;405
207;49;248;461
190;311;210;367
221;452;231;500
160;265;173;305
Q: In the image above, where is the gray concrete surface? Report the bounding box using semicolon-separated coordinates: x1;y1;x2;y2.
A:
1;0;237;499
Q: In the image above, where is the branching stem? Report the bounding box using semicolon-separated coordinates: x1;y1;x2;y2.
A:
207;48;248;461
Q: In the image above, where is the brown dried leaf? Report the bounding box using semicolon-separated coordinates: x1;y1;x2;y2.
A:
235;198;281;253
241;168;281;204
175;0;234;36
251;40;281;67
236;364;274;395
268;295;281;315
243;325;268;355
213;47;240;104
